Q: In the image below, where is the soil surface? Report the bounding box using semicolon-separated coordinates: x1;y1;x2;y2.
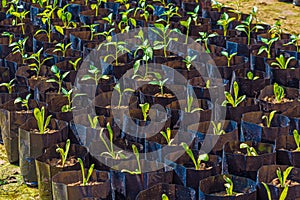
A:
46;156;78;168
67;181;103;186
263;96;293;104
210;191;244;196
271;177;300;187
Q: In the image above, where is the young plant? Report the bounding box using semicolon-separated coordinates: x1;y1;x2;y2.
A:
162;194;169;200
221;51;237;67
271;54;295;70
293;130;300;152
148;73;168;96
276;167;294;187
27;48;53;78
222;81;246;107
152;23;178;57
180;17;192;44
69;58;82;71
246;71;259;80
56;139;70;167
217;12;236;37
235;15;264;45
88;115;98;129
91;0;107;17
101;41;131;66
269;20;282;39
34;106;52;134
139;103;150;121
184;94;203;113
182;55;197;71
35;8;56;43
53;42;71;57
14;94;31;111
81;24;102;41
77;158;94;186
262;182;289;200
160;128;173;146
11;10;30;35
114;83;135;108
134;0;154;22
97;28;114;43
81;65;109;85
46;65;69;94
181;142;209;170
195;32;218;53
273;83;285;103
250;6;259;29
158;5;181;25
100;122;126;159
56;5;76;30
61;88;86;112
211;121;225;135
284;34;300;53
1;32;13;45
9;37;28;64
118;8;136;33
0;79;15;94
240;143;258;156
121;144;141;174
153;0;168;8
102;13;115;27
115;0;130;9
211;0;224;12
223;175;234;196
258;37;279;59
262;110;277;128
187;5;200;26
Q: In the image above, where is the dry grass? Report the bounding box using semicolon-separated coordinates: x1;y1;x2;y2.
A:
219;0;300;34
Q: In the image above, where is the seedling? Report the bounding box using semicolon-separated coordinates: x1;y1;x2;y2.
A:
276;167;294;187
10;10;29;35
35;8;56;43
115;0;130;9
221;51;237;67
229;0;242;21
211;0;224;12
217;12;235;37
1;32;13;45
69;58;82;71
273;83;285;103
139;103;150;121
101;41;131;66
77;158;94;186
262;182;288;200
158;5;181;25
91;0;106;17
246;71;259;80
153;0;168;8
223;175;234;196
88;115;98;129
160;128;173;146
14;94;31;111
81;24;101;41
46;65;69;94
222;81;246;107
100;123;126;159
56;139;70;167
240;143;258;156
81;65;109;85
195;32;218;53
61;88;86;112
149;73;168;96
34;106;52;134
269;20;282;39
97;28;114;43
211;121;225;135
182;55;197;71
162;194;169;200
118;9;136;33
134;0;154;22
187;5;200;26
114;83;135;108
152;23;178;57
262;110;277;128
9;37;28;64
235;14;264;45
181;142;209;170
258;37;279;59
56;5;76;30
27;48;53;78
293;130;300;152
250;6;259;29
184;94;203;113
121;144;141;174
180;17;192;44
271;55;295;70
53;42;71;57
0;79;15;94
284;34;300;53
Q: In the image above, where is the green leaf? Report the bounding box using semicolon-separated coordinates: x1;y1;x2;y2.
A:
55;26;64;36
262;182;272;200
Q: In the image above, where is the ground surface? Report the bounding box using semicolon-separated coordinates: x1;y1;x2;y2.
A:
0;0;299;199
